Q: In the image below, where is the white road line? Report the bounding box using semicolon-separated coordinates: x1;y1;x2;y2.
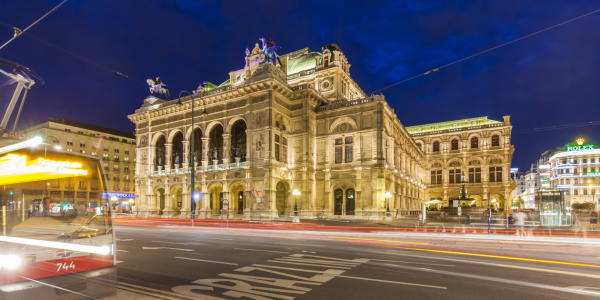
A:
176;257;239;266
118;281;225;300
206;238;232;241
277;243;325;247
142;247;194;251
378;252;600;279
337;275;447;289
117;239;134;241
152;241;191;245
234;248;289;254
117;250;129;252
369;258;454;267
386;263;600;297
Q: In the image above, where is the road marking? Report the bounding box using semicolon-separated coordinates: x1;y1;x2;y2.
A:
337;275;446;289
152;241;191;245
329;236;429;244
117;238;134;241
395;247;600;268
378;252;600;279
176;257;239;266
142;247;194;251
117;250;129;252
369;258;454;267
234;248;289;254
251;264;345;275
207;238;233;241
384;262;600;297
277;243;325;247
118;281;226;300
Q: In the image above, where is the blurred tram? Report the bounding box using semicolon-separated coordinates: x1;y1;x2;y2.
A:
0;137;117;299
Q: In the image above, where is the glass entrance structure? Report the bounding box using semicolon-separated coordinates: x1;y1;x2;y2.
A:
536;190;570;226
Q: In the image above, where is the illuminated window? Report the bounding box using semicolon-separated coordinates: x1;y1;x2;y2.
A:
80;150;85;154
283;137;287;163
451;139;458;150
469;167;481;183
433;141;440;152
431;170;442;184
489;167;502;183
449;169;461;184
345;137;353;163
274;134;280;161
91;152;97;156
67;148;72;152
492;135;499;147
471;137;478;149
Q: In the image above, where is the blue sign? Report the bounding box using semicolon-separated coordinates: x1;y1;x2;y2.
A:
102;193;135;199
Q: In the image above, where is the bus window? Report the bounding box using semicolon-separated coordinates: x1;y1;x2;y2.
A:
0;138;116;298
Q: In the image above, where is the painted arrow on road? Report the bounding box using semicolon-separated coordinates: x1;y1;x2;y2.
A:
141;247;194;251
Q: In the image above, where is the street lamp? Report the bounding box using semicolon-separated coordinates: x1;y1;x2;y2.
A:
176;90;208;220
293;189;300;216
384;192;392;215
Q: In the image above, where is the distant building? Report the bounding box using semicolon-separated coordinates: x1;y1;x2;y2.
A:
546;138;600;207
18;118;137;212
406;116;515;210
511;170;526;200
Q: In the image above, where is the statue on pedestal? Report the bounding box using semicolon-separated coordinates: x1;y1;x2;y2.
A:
175;153;180;165
259;37;281;65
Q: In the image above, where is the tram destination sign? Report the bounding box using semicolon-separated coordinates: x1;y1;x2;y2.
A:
567;144;594;151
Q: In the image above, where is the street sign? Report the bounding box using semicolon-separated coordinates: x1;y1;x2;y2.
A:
457;206;462;216
453;201;458;208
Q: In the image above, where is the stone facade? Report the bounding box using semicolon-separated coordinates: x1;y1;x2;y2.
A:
407;116;515;210
128;42;428;220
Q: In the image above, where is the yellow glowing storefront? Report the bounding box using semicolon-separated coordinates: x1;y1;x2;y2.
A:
0;138;110;217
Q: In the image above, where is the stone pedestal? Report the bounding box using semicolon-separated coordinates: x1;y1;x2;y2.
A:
174;164;180;172
178;209;191;219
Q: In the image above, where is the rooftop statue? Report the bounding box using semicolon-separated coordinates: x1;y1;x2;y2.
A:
194;82;206;94
259;37;281;65
147;77;170;100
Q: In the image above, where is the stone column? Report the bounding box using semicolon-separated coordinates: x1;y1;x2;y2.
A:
201;137;210;170
222;133;231;167
165;143;173;172
149;146;156;173
182;141;190;170
323;170;332;216
354;167;362;217
180;183;190;219
163;189;172;217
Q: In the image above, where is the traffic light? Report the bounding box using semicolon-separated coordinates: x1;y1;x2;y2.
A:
8;191;13;196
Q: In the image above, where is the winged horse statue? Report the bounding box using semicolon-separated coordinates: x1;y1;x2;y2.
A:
259;37;281;65
147;77;170;100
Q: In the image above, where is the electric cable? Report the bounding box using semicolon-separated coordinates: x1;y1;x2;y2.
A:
0;0;69;51
369;8;600;94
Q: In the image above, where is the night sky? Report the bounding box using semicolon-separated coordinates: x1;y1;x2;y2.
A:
1;0;599;171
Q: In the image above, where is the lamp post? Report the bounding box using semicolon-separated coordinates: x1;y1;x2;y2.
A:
384;192;391;216
293;189;300;216
176;90;208;221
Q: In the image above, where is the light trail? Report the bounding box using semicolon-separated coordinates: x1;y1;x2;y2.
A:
394;247;600;268
328;236;428;245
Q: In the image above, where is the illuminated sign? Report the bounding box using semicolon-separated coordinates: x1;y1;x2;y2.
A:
0;154;89;185
510;168;519;174
540;178;548;182
588;172;600;176
577;138;585;145
541;183;550;188
102;193;135;199
539;172;550;176
567;145;594;151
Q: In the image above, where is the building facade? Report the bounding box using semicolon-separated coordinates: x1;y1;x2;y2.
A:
18;118;137;212
548;138;600;208
129;41;429;220
406;116;515;210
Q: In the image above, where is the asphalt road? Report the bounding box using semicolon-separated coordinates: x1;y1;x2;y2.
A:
111;220;600;300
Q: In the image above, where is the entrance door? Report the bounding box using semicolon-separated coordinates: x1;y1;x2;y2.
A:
346;189;355;215
276;182;286;216
237;191;244;214
334;189;343;215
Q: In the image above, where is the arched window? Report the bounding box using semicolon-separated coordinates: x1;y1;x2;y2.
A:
451;139;458;150
492;135;500;147
471;137;478;149
433;141;440;152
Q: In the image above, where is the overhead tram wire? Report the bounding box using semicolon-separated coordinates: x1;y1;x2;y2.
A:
369;8;600;95
0;0;69;51
0;20;141;85
512;120;600;135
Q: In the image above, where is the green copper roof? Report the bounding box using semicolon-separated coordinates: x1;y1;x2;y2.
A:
405;117;502;134
287;52;321;75
217;78;230;88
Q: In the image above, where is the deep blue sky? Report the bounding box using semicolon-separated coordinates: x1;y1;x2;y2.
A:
0;0;599;170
